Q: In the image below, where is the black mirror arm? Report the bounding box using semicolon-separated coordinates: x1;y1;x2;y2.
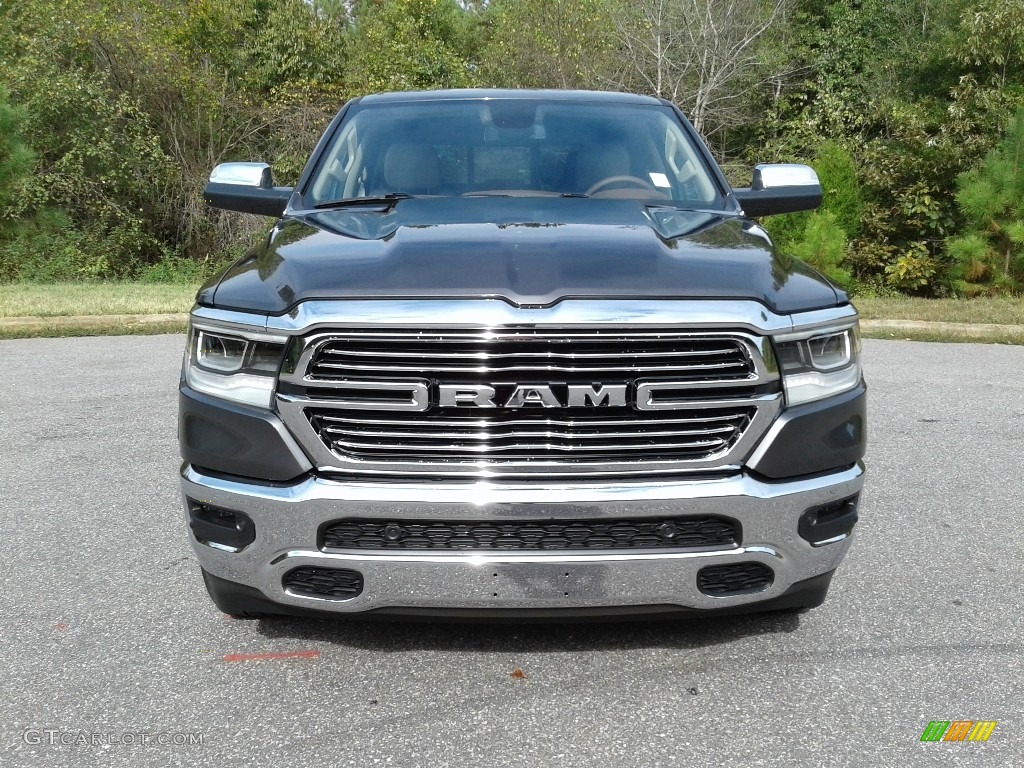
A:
203;183;294;217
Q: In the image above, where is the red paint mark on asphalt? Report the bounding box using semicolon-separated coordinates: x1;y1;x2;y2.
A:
222;650;321;663
55;623;68;631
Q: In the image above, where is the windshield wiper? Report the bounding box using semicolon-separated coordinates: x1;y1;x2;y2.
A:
642;201;743;217
313;193;415;210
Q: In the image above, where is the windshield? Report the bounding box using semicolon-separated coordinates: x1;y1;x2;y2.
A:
305;98;723;207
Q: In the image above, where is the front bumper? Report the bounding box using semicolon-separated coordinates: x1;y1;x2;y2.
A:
181;462;863;616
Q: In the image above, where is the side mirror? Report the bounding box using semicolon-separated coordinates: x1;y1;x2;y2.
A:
204;162;293;217
733;163;822;217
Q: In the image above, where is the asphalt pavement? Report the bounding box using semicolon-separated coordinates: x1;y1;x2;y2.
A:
1;335;1021;767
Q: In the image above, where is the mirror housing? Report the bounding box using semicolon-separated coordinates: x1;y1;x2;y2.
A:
204;162;293;217
733;163;822;217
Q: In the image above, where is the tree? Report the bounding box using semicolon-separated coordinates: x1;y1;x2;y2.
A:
480;0;615;89
609;0;791;139
790;211;852;289
0;87;35;242
946;108;1024;294
0;86;71;281
346;0;474;94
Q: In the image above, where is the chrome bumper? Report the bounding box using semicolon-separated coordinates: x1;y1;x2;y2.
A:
181;463;863;614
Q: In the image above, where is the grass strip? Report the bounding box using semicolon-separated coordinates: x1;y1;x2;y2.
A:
853;296;1024;325
0;283;197;317
0;314;188;339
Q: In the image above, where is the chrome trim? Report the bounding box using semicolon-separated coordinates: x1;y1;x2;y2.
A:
787;310;859;336
752;163;820;190
190;317;288;344
209;162;273;187
439;384;498;408
773;318;860;343
282;330;778;388
567;384;628;408
182;463;864;613
298;380;430;411
276;323;783;479
193;300;858;337
189;299;858;478
277;392;781;478
634;383;757;411
743;409;792;471
810;533;851;548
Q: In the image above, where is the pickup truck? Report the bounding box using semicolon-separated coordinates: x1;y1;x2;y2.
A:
179;89;865;619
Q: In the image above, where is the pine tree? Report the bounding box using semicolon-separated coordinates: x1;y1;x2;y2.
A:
946;108;1024;294
0;86;36;243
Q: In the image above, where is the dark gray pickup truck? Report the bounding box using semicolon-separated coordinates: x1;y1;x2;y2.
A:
179;89;865;619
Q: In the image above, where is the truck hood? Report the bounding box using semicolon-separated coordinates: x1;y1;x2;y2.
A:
200;198;841;315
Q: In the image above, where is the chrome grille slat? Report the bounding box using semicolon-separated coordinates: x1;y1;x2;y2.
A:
309;331;749;341
308;330;757;381
313;360;750;374
326;437;728;454
320;347;740;359
316;412;744;428
278;327;780;479
319;424;739;440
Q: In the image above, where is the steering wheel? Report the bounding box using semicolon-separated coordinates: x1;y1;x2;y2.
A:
585;175;659;196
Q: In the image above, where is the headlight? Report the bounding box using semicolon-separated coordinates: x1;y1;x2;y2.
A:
185;326;287;408
773;325;861;406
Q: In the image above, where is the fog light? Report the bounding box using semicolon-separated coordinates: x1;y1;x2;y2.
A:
187;499;256;552
799;495;859;546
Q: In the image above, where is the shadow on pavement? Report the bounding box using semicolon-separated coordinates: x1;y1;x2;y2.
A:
254;610;802;653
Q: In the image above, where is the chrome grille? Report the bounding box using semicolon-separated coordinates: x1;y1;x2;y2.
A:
308;407;756;463
308;330;757;381
277;327;781;479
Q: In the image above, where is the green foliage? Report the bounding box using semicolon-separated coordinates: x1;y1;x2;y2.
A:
480;0;614;89
346;0;474;93
946;108;1024;293
0;85;73;281
814;141;863;238
137;250;239;284
763;140;861;285
788;210;852;289
1;0;184;278
884;241;939;293
242;0;349;98
955;0;1024;88
0;0;1022;295
0;87;36;240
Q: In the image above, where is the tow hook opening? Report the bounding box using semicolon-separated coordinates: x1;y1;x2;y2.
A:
799;495;859;546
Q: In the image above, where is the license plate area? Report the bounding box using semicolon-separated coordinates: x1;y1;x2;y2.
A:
480;563;606;601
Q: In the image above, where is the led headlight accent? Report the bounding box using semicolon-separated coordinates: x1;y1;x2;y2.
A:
774;326;861;406
186;326;286;408
196;331;247;373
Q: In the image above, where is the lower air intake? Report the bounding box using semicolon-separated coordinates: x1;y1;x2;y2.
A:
321;516;740;551
696;562;774;596
282;566;364;600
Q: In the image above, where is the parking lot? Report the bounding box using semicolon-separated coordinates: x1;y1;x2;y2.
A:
2;334;1021;767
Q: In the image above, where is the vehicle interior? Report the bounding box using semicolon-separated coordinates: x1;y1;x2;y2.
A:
307;100;721;207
